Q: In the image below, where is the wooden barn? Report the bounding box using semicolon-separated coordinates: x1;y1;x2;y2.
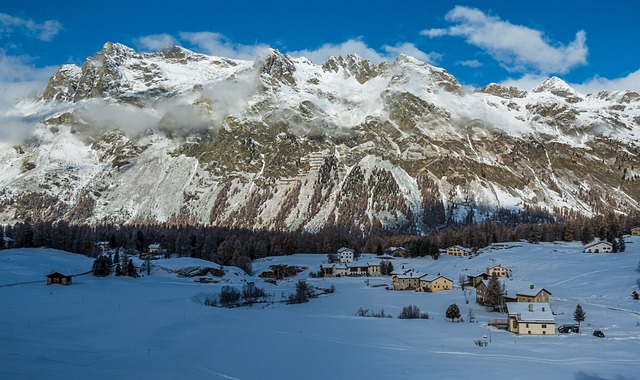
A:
46;272;72;285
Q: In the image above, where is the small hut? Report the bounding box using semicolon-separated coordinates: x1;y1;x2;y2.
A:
46;272;72;285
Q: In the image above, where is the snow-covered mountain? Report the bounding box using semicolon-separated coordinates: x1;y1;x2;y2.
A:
1;42;639;231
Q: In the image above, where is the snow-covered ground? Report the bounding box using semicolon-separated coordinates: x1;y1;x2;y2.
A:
1;238;640;379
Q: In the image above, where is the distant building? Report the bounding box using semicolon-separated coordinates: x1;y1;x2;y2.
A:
632;291;639;300
446;245;471;257
467;273;489;288
631;227;640;236
391;270;424;290
337;247;355;263
504;285;552;304
418;275;453;293
487;264;509;278
385;247;409;258
584;241;613;253
506;303;555;335
46;272;72;286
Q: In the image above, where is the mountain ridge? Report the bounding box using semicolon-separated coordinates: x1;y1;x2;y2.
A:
1;42;639;232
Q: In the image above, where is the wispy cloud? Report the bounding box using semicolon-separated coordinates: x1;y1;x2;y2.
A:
573;69;640;94
179;32;270;60
134;33;179;52
457;59;482;68
288;38;439;64
421;6;588;75
0;12;62;41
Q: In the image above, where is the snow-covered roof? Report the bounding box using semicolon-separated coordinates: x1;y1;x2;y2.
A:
420;274;452;282
337;247;354;254
2;237;14;242
149;243;162;249
447;245;471;251
506;302;554;323
585;241;612;248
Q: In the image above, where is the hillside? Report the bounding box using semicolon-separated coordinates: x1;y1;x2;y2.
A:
1;43;639;232
1;237;639;379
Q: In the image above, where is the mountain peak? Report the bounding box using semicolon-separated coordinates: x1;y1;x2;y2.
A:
533;76;583;103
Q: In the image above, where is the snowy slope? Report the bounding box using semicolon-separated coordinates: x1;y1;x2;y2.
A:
1;237;639;379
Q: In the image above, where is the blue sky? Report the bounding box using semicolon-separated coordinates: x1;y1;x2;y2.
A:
1;0;640;104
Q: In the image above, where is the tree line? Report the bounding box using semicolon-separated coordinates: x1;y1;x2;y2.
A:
1;209;638;271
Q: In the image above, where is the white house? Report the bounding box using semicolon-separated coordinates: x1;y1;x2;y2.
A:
584;241;613;253
506;302;555;335
337;247;355;263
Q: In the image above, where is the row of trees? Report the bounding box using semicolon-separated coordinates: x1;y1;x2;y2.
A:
1;210;638;271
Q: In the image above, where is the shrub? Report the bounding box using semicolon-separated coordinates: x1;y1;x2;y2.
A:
287;280;314;304
219;286;241;307
398;304;422;319
242;283;267;302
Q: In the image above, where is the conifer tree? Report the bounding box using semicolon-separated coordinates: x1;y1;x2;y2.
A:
574;304;586;327
446;303;461;322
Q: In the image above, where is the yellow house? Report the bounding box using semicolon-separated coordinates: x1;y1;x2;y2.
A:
487;264;509;278
506;302;555;335
631;227;640;236
447;245;472;257
418;275;453;292
515;287;552;303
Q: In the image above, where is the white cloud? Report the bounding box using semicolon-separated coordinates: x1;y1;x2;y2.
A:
421;6;588;75
135;34;179;52
288;39;439;64
500;70;640;94
0;12;62;41
457;59;482;68
499;74;548;91
0;50;58;142
382;42;441;64
573;70;640;94
179;32;270;60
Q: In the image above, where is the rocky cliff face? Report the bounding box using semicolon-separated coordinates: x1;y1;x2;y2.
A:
2;42;639;232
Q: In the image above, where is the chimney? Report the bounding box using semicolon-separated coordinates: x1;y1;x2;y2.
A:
542;307;546;312
530;284;534;289
517;313;522;320
529;304;534;312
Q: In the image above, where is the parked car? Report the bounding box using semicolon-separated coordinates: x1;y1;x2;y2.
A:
593;330;605;338
558;324;580;333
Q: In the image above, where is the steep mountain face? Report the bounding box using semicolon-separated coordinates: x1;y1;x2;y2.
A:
2;42;639;232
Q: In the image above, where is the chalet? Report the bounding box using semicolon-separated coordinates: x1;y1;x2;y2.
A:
506;302;555;335
584;241;613;253
392;270;424;290
487;264;509;278
467;273;489;288
631;227;640;236
367;262;381;276
633;291;639;300
386;247;409;258
446;245;472;257
148;243;165;254
418;275;453;293
514;286;552;303
337;247;355;263
320;263;336;276
346;262;370;276
46;272;72;285
475;280;491;305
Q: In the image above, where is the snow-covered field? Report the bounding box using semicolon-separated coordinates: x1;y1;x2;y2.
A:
1;238;640;379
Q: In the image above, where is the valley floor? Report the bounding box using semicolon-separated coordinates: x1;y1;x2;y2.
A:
1;239;640;379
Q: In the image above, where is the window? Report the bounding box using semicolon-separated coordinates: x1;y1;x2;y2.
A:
542;324;547;328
